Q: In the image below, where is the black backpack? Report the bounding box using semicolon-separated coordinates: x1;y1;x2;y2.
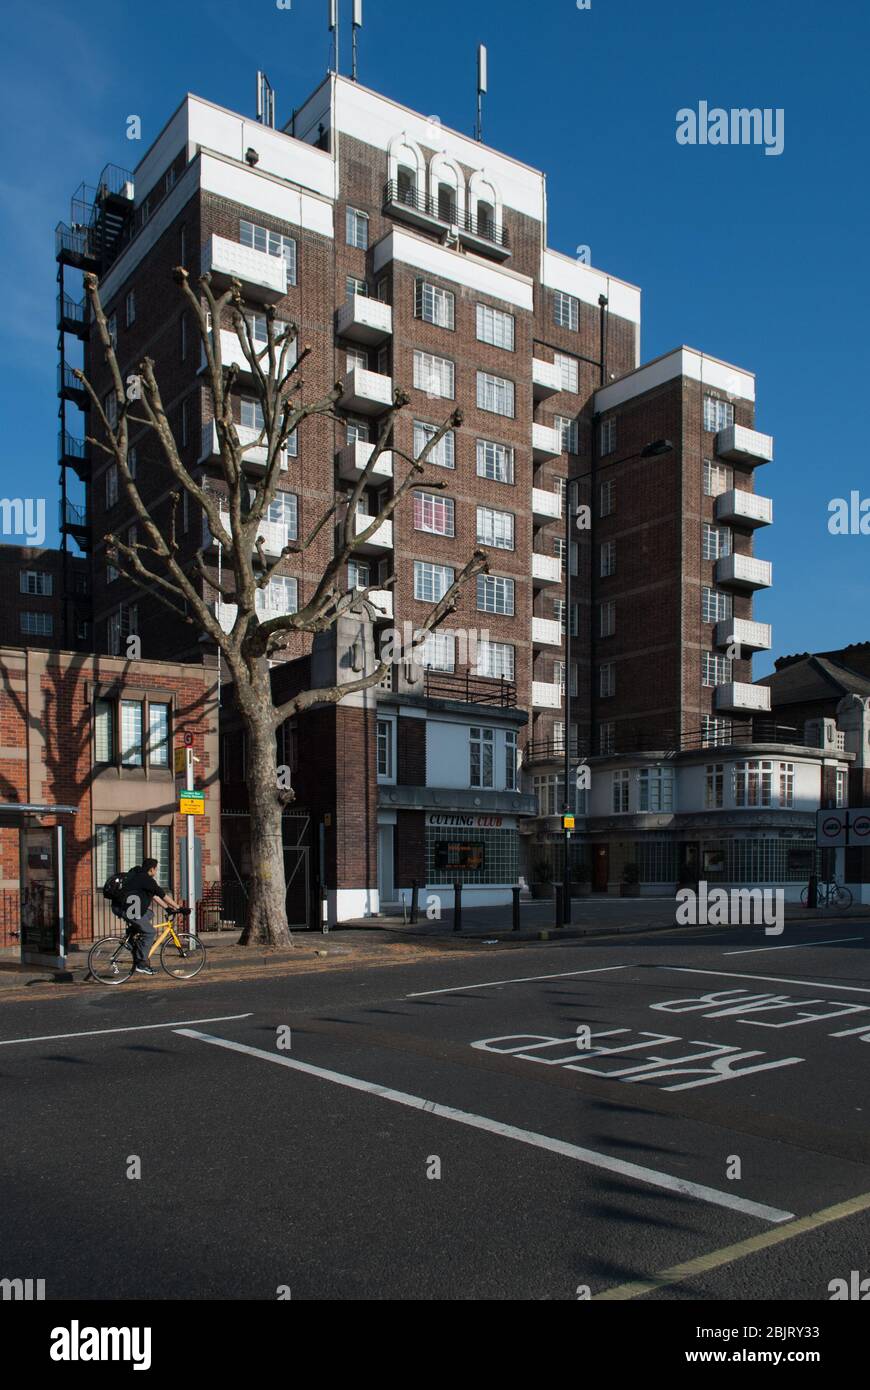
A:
103;869;135;917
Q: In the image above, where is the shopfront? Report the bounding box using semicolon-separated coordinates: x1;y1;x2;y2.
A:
425;812;519;907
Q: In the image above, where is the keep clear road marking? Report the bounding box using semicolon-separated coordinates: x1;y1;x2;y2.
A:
594;1190;870;1300
406;964;629;998
175;1028;793;1225
0;1014;253;1047
724;936;864;956
657;966;870;996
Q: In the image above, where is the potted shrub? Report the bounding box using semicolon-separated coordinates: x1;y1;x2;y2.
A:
531;860;553;900
620;862;641;898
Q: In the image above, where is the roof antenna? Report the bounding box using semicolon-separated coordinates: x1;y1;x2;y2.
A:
328;0;339;74
256;71;275;128
352;0;362;81
475;44;487;142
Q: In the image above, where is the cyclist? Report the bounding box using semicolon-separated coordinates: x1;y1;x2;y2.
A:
121;859;185;976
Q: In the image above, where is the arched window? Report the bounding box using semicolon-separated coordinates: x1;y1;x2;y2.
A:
468;171;503;242
430;154;466;227
387;134;426;207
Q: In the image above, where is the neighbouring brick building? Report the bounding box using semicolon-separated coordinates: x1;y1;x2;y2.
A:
0;545;90;652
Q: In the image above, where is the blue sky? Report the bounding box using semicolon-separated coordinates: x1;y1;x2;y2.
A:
1;0;867;675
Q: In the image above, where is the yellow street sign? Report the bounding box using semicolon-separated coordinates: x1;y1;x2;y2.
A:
179;789;205;816
563;815;575;831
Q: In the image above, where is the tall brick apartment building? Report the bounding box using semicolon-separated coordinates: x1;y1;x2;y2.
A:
56;71;816;913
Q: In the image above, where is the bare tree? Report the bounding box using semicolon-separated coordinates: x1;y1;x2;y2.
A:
76;269;488;946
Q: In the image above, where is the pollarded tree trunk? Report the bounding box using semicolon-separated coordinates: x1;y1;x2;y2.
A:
236;682;292;948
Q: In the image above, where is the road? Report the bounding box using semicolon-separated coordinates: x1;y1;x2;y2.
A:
2;917;870;1301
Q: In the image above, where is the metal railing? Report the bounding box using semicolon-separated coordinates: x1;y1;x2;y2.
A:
424;670;517;707
58;430;88;463
60;499;88;530
383;181;509;249
524;738;581;766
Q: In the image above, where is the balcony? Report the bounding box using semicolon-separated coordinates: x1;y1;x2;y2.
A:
350;587;393;620
423;669;517;707
532;423;561;461
715;682;772;715
714;618;773;653
532;680;563;710
200;422;287;472
336;441;393;483
348;512;393;555
339;367;394;417
58;362;89;409
203;235;288;302
382;181;510;260
203;511;291;559
715;489;773;528
58;431;90;482
532;617;562;648
57;292;88;337
532;553;562;587
336;296;393;345
205;326;294;378
523;736;581;767
715;424;774;467
531;487;562;524
532;359;561;399
715;553;773;591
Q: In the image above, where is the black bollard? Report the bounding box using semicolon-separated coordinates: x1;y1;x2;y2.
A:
410;878;419;925
512;884;521;932
806;873;818;909
453;880;462;933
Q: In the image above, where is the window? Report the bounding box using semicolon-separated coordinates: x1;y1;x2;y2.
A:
476;506;514;550
256;576;298;618
125;289;136;327
349;558;371;589
346;346;368;374
599;479;615;517
20;570;53;596
476;439;514;484
553;290;579;331
702;651;732;687
347;275;367;298
477;574;515;615
346;207;369;249
414;420;455;469
555;353;579;393
240;220;297;284
599;722;615;755
554;537;579;576
107;603;138;656
240;398;264;432
94;699;115;762
180;398;189;448
599;601;616;637
180;313;187;361
20;612;53;636
150;826;172;888
638;767;674;812
476;640;515;682
120;699;144;767
705;764;724;809
704;459;733;497
147;703;170;768
836;768;848;808
599;663;615;698
470;727;495;789
704;396;734;433
779;762;794;808
376;719;395;780
555;415;579;454
106;312;117;348
553;599;579;636
505;731;518;791
286;428;298;458
437;183;457;221
413;491;455;536
107;561;118;585
95;825;117;887
347;418;370;446
179;225;187;266
702;716;732;748
535;773;576;818
600;417;616;455
415;279;455;329
120;825;144;872
414;351;454;399
182;490;189;534
476;304;515;350
600;541;616;577
128;445;137;479
613;770;630;813
702;587;733;623
414;561;454;603
265;491;298;537
105;464;119;508
414;631;454;671
702;523;731;560
103;391;118;430
477;372;515;417
734;760;773;808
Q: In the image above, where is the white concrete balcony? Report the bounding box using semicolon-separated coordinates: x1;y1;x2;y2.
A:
203;235;288;302
200;422;287;472
351;587;393;620
532;359;561;399
531;487;562;524
532;423;562;460
336;296;393;345
336;441;394;483
205;326;294;378
715;682;772;714
532;680;563;710
715;489;773;528
532;617;563;647
715;424;774;467
340;367;394;416
715;553;773;591
203;512;291;559
348;512;393;554
714;618;773;653
532;552;562;586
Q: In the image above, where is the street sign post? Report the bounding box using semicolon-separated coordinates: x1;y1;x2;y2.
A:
178;741;201;943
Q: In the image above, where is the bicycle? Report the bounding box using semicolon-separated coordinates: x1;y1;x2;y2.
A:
800;879;853;910
88;908;206;985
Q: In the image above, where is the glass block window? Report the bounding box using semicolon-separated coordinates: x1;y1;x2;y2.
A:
425;826;518;887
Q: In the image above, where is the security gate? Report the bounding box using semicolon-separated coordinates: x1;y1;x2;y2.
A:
215;810;314;931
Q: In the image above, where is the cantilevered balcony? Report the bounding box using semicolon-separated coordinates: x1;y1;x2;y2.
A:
532;359;561;399
336;296;393;345
532;423;561;461
714;618;773;653
715;489;773;528
200;422;287;472
203;510;292;559
347;512;393;555
58;431;90;482
382;181;510;260
339;367;393;416
715;424;774;467
532;617;562;647
715;553;773;591
203;235;288;302
205;325;295;378
532;680;562;710
532;553;562;587
715;682;772;715
57;292;88;338
350;587;393;620
531;487;562;524
336;441;393;483
58;362;89;409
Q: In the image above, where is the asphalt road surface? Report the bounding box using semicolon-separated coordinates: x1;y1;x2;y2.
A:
3;917;870;1301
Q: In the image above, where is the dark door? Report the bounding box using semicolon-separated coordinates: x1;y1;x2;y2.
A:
593;845;609;893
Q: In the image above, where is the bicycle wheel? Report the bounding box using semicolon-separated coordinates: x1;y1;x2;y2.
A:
88;935;134;985
831;885;853;910
800;885;809;906
160;932;206;979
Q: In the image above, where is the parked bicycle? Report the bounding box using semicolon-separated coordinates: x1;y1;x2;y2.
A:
800;879;853;910
88;908;206;985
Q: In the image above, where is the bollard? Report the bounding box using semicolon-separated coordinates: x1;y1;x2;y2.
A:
554;883;564;929
410;878;419;925
453;880;462;932
806;873;818;909
512;884;521;932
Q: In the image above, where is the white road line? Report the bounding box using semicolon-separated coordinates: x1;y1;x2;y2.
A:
406;965;628;998
724;937;863;956
176;1028;794;1225
0;1014;253;1047
658;967;870;995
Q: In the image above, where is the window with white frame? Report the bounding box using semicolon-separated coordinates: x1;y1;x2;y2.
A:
599;663;615;698
476;505;514;550
346;418;370;446
20;570;53;596
703;396;734;433
125;289;136;327
704;459;733;497
836;767;848;807
553;290;579;330
555;415;579;454
612;769;630;813
702;715;732;748
20;612;53;637
599;479;615;516
476;304;515;350
414;351;454;398
415;278;455;329
476;439;514;484
265;491;298;537
702;651;732;687
255;576;298;618
346;207;369;249
470;727;495;788
120;699;144;766
600;417;616;455
555;352;579;392
414;420;455;469
414;630;455;671
414;560;454;602
534;773;577;817
107;603;137;656
600;541;616;577
505;730;518;791
599;722;615;755
476;640;515;682
349;557;371;589
734;760;773;807
705;764;724;809
347;275;367;298
240;398;264;432
240;220;297;284
346;346;368;374
554;661;578;696
638;766;674;812
376;719;395;781
702;523;731;560
779;762;795;808
147;702;170;768
599;600;616;637
413;491;455;536
105;465;119;508
477;574;515;615
476;371;515;417
702;587;733;623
